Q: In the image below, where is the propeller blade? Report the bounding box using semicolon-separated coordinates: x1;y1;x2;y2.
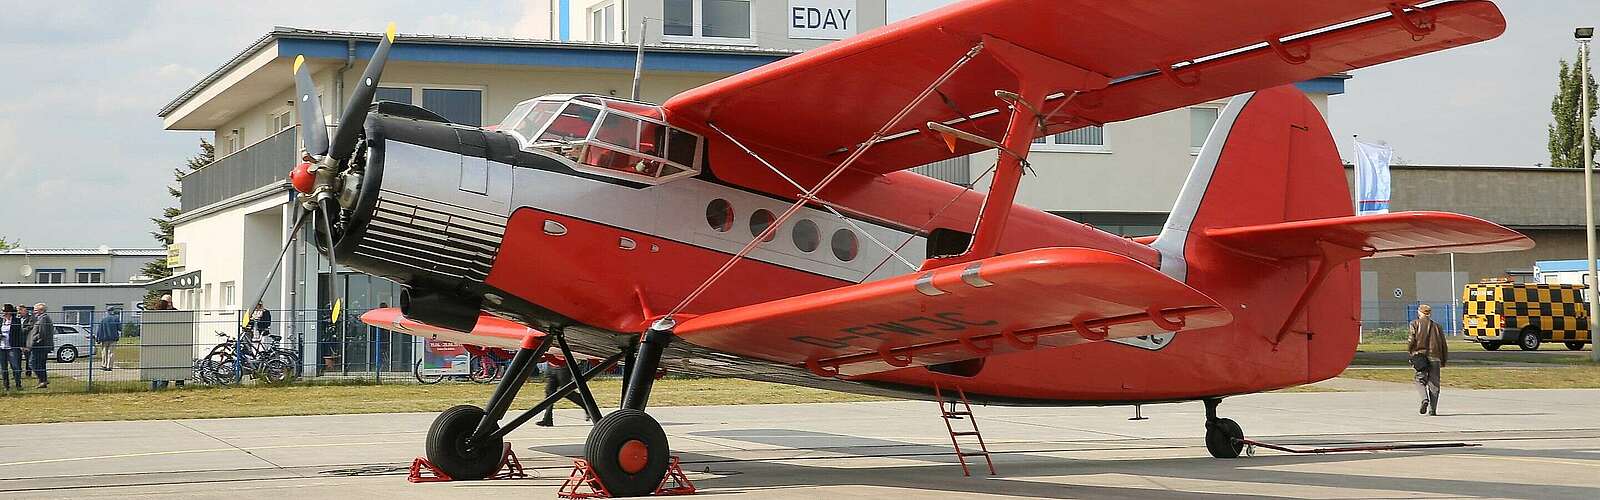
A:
316;202;345;322
292;55;330;157
329;22;396;161
239;209;312;333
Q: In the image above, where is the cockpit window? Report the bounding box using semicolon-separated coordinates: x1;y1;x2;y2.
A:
499;95;703;185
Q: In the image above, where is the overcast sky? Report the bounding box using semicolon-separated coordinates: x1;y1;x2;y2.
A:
0;1;1595;248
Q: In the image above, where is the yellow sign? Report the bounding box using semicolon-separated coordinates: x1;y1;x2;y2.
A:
166;243;185;268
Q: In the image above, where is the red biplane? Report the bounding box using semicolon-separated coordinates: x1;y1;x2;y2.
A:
274;1;1522;494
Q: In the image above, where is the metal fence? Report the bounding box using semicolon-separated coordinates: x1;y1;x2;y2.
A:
0;307;454;393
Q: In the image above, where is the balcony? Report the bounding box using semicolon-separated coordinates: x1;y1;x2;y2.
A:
180;127;298;211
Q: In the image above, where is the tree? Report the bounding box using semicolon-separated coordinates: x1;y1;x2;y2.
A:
1548;52;1598;168
0;236;18;251
140;139;213;306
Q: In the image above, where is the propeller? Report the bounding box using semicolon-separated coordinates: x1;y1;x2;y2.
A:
285;22;398;324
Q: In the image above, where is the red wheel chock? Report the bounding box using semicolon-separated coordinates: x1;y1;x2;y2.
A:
407;442;528;483
558;455;696;498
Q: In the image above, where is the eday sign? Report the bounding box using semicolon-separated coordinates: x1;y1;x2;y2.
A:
789;0;857;40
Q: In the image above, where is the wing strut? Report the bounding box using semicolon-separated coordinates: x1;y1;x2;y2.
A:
660;42;988;320
921;35;1110;270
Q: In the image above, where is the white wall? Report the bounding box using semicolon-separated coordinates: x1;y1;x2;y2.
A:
172;195;290;351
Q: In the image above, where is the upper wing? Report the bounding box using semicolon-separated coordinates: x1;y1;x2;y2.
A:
1204;211;1534;259
673;247;1233;377
663;0;1505;176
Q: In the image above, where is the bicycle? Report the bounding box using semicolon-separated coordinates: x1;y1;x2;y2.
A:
204;331;297;385
413;351;503;384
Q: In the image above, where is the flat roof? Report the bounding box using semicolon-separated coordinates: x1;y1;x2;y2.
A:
1;248;165;257
158;26;802;120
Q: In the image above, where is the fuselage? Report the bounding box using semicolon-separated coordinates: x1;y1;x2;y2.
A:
335;95;1356;405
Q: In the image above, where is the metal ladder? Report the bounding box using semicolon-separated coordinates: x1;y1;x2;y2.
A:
934;384;996;476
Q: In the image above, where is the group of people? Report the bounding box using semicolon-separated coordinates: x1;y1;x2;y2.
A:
1;303;56;390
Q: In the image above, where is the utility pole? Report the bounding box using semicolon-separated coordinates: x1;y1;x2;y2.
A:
1578;27;1598;362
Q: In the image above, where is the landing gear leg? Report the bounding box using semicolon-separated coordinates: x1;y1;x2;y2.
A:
585;319;675;496
425;334;552;480
1203;398;1245;459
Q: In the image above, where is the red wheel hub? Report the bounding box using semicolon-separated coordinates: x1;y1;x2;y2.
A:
618;439;649;474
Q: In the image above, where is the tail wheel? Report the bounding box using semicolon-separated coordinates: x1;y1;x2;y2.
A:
1481;341;1502;351
1205;418;1245;459
585;409;669;496
1519;328;1541;351
425;405;505;480
1566;341;1587;351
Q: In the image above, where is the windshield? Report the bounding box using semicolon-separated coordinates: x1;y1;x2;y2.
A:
500;94;703;184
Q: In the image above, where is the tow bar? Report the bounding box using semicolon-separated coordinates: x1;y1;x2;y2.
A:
1237;438;1479;457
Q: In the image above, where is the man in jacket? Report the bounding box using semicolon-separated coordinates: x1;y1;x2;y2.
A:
26;303;54;389
96;307;122;371
1;304;20;390
1407;304;1449;416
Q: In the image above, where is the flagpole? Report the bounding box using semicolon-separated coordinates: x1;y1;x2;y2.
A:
1580;31;1599;362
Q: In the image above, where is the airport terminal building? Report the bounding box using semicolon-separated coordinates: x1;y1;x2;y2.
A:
157;2;1585;372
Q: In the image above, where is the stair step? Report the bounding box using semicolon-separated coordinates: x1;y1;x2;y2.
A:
950;431;980;436
958;452;990;457
944;411;972;416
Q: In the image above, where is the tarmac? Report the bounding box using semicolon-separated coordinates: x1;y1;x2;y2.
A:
1;386;1597;499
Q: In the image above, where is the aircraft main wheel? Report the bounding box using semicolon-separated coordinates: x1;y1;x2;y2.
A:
1205;418;1245;459
1519;329;1541;351
425;405;504;480
1565;342;1586;351
1481;341;1502;351
585;409;669;497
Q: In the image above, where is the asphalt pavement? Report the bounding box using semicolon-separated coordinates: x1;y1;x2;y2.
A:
1;387;1596;499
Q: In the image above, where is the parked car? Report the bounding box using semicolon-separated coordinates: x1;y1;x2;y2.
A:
49;324;92;363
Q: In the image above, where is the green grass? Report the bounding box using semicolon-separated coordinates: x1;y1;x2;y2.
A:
0;377;884;424
1340;366;1600;389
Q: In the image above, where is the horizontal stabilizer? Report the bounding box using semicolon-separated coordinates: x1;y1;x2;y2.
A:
1204;211;1533;259
674;247;1233;377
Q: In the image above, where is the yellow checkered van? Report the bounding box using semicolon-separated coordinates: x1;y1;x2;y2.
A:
1460;282;1590;351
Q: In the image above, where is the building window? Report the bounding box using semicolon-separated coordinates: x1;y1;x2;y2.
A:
221;281;237;308
271;110;293;133
1190;107;1220;153
376;87;412;104
589;2;617;43
1053;212;1169;238
35;269;65;284
62;306;94;325
663;0;752;43
203;283;213;313
1032;126;1107;153
75;269;104;284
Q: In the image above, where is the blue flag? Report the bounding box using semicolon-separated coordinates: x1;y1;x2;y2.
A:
1354;140;1393;215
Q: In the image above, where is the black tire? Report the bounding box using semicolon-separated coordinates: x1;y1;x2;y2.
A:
1481;341;1502;351
56;345;77;363
414;358;444;385
260;357;293;384
1205;418;1245;459
1566;341;1586;351
468;356;497;384
585;409;669;497
425;405;505;480
1519;328;1541;351
204;348;240;385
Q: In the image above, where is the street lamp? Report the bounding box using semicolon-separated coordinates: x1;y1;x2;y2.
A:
1578;27;1598;361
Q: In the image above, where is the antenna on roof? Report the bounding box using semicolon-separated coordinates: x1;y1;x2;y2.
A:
631;19;648;100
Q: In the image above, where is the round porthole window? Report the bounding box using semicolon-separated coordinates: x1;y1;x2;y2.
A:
831;229;858;262
792;219;820;253
749;209;776;242
705;199;734;232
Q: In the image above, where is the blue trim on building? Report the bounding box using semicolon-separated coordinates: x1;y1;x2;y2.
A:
1536;260;1600;273
1295;77;1346;96
276;38;785;74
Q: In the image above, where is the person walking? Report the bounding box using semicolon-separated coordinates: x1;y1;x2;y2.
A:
95;307;123;371
249;302;272;337
1;304;21;390
1408;304;1449;416
536;352;588;427
26;303;54;389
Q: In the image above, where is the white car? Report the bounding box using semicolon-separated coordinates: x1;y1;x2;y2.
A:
49;324;93;363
